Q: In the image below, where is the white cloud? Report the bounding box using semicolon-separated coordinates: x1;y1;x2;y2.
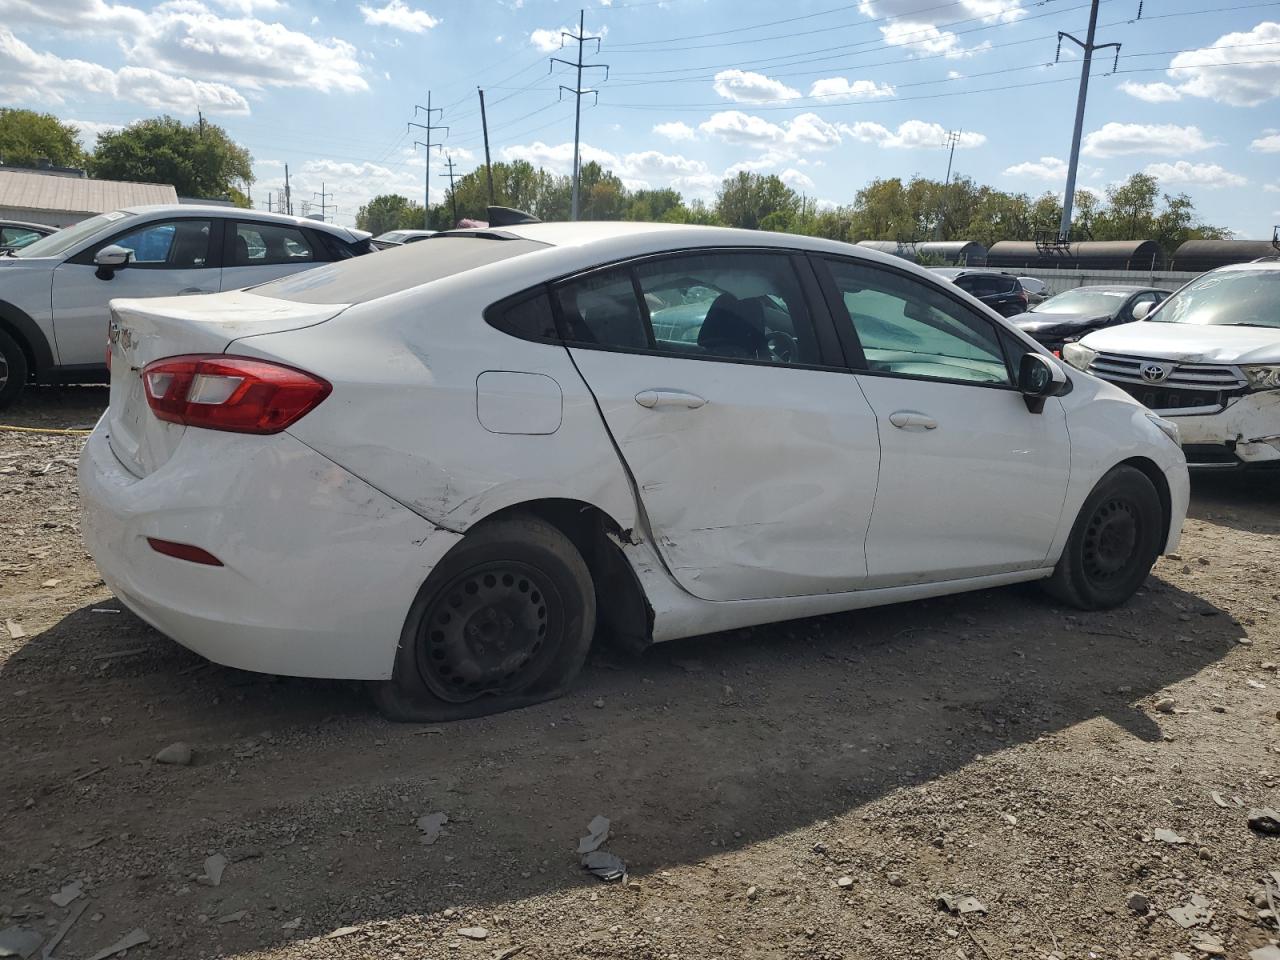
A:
780;168;816;191
1119;81;1183;103
653;120;695;142
121;2;368;94
0;28;250;113
0;0;146;32
1080;122;1217;158
212;0;282;12
1251;132;1280;152
67;117;126;148
1264;184;1280;193
1143;161;1247;188
531;22;605;52
807;77;895;101
359;0;439;33
711;69;800;104
498;141;708;188
1003;156;1067;181
859;0;1023;23
1118;22;1280;107
880;21;987;58
841;120;986;149
698;110;841;153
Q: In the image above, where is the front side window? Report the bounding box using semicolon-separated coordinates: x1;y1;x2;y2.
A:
233;223;316;266
110;219;212;268
825;259;1011;386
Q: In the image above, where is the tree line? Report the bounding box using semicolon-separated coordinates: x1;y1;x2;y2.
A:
0;108;1228;256
0;108;253;206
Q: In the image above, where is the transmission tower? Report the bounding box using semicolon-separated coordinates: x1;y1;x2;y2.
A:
408;92;448;230
551;9;609;220
935;129;962;240
312;182;334;222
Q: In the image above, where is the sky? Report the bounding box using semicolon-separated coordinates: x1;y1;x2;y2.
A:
2;0;1279;236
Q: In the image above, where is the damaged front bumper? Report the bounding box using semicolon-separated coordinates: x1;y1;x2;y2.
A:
1167;389;1280;469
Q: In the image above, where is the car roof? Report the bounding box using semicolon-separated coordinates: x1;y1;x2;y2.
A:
120;204;357;238
0;219;54;231
1212;258;1280;272
1069;284;1165;293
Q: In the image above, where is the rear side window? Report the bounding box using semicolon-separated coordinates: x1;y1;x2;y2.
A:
251;236;548;304
232;222;316;266
555;268;650;349
485;289;559;342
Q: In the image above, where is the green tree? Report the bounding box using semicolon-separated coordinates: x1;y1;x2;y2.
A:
714;172;800;231
0;108;87;168
356;194;426;234
626;188;685;223
90;116;253;202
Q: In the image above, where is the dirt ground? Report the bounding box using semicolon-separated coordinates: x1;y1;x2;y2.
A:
1;385;1278;960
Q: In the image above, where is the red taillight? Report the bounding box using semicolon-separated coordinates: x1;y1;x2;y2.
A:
147;537;224;566
141;355;331;434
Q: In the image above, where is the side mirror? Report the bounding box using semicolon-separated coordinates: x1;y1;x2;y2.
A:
1130;301;1153;321
95;245;132;268
1019;352;1068;414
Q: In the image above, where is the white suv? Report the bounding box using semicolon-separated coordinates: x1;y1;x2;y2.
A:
0;205;372;408
1063;261;1280;469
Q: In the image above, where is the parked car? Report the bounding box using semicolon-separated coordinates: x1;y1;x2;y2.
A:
1063;261;1280;470
0;219;56;252
80;223;1188;721
0;205;373;408
1017;276;1050;304
931;268;1029;317
1011;285;1171;355
371;229;436;250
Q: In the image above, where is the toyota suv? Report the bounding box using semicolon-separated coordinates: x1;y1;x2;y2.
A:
0;205;372;408
1063;261;1280;469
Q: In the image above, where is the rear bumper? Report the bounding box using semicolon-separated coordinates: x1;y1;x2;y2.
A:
1165;391;1280;469
79;424;461;680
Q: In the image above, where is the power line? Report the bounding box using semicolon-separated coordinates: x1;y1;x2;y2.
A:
552;9;609;220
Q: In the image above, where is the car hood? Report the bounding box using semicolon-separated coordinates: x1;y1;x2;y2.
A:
1079;320;1280;364
1012;311;1110;331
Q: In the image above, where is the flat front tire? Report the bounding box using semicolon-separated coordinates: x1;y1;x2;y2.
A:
373;514;595;722
1043;465;1164;610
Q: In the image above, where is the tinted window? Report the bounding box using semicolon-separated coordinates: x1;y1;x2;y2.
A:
636;252;820;364
1;226;42;248
111;219;212;268
555;268;650;349
486;290;558;342
233;222;315;266
959;275;1016;297
826;259;1011;386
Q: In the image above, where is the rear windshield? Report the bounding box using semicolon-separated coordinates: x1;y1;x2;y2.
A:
250;235;549;304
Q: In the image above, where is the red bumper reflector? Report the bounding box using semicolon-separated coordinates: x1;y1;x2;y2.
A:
146;537;224;566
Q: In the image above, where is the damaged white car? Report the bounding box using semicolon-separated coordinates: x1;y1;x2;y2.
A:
1064;261;1280;469
80;221;1188;720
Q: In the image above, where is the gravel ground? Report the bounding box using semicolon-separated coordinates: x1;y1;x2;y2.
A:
1;385;1278;960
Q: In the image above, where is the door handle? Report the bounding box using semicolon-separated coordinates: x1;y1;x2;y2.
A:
635;389;707;410
888;410;938;431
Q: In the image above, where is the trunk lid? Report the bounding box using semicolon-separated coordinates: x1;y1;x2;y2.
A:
107;290;347;477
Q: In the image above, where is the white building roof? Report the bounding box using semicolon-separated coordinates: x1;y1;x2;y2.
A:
0;170;177;216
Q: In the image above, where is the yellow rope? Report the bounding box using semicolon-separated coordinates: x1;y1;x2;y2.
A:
0;424;92;436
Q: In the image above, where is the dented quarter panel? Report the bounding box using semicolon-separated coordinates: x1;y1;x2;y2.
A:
1168;390;1280;459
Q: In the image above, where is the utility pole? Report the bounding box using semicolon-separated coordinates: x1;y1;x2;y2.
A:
443;155;460;226
936;129;961;241
478;88;495;206
266;191;273;213
284;164;292;216
551;9;608;220
1056;0;1121;241
198;108;205;139
312;182;333;222
408;92;448;230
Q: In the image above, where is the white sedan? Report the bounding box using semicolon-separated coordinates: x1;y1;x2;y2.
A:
80;222;1189;720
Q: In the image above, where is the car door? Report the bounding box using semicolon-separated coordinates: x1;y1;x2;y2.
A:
557;249;882;602
221;220;323;290
50;217;221;368
815;255;1071;588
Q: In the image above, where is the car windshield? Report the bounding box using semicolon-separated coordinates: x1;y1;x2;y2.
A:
1147;269;1280;328
1031;289;1129;315
12;210;130;259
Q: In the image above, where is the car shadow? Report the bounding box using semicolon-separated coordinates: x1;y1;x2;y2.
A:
0;575;1240;956
1;384;109;430
1187;471;1280;535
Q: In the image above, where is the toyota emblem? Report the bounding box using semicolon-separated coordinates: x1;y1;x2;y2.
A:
1140;362;1170;383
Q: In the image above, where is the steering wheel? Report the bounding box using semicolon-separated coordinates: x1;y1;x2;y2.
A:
766;331;797;363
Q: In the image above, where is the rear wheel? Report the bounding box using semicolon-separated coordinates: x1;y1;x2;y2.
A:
373;515;595;722
1042;465;1163;610
0;328;28;410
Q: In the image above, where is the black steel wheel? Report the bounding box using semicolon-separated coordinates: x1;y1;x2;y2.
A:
374;514;595;722
1043;465;1164;610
